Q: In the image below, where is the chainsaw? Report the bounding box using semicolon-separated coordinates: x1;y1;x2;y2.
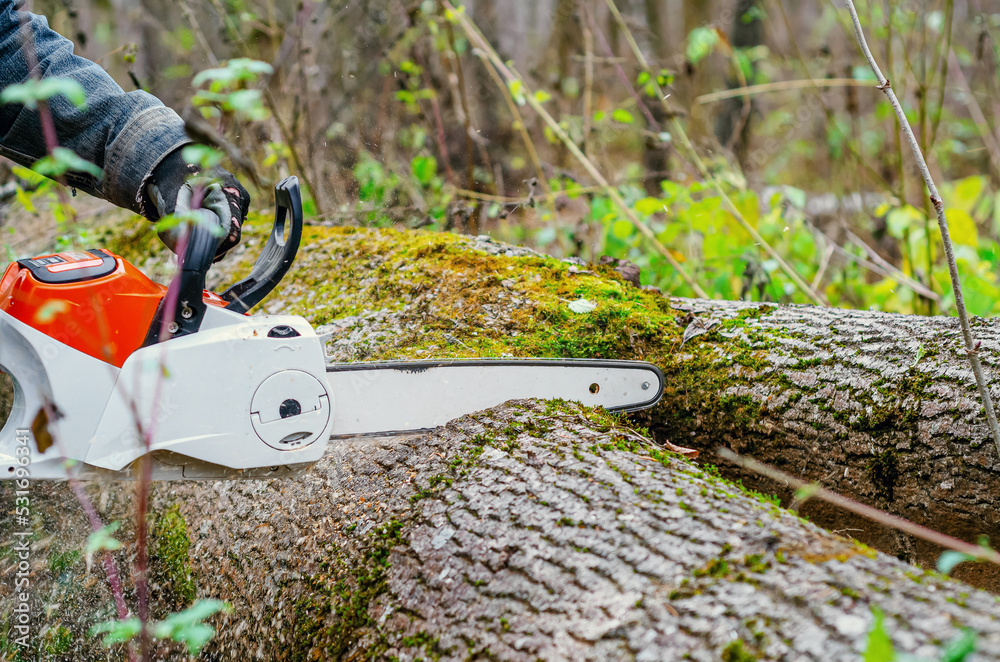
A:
0;177;663;481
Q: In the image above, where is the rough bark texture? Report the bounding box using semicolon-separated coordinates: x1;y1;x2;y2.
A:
185;401;1000;661
4;224;1000;660
238;224;1000;592
662;297;1000;591
6;402;1000;661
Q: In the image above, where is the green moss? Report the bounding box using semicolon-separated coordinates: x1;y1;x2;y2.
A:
43;625;73;654
721;639;758;662
294;519;405;661
743;554;771;574
151;504;196;606
398;630;449;660
693;558;730;578
47;548;80;575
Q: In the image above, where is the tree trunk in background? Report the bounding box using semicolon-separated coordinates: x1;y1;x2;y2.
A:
679;0;714;138
715;0;764;166
641;0;670;195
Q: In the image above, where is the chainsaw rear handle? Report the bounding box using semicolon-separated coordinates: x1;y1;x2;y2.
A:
221;176;303;313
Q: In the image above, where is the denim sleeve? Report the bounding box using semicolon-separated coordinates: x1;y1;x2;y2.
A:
0;0;190;216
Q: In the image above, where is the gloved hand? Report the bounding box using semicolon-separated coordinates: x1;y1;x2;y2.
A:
144;148;250;262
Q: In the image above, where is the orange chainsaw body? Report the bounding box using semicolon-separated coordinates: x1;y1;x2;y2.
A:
0;249;228;368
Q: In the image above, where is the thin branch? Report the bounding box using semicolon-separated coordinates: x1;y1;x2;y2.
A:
719;448;1000;566
842;230;941;302
695;77;881;105
842;0;1000;461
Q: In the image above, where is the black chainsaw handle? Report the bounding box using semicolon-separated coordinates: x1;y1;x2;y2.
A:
142;212;224;345
221;176;303;313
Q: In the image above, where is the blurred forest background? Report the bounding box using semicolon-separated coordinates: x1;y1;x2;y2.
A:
5;0;1000;315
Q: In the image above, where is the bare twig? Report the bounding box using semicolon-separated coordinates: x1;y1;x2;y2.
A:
842;0;1000;461
842;230;941;302
719;448;1000;566
15;11;135;658
695;78;879;105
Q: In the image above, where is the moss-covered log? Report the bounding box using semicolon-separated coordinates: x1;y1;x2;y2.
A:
247;225;1000;591
4;224;1000;659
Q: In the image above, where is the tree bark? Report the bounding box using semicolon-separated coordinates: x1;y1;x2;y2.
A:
269;227;1000;593
7;401;1000;660
714;0;763;166
174;401;1000;661
5;226;1000;659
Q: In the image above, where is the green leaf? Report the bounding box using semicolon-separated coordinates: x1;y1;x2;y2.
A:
14;185;35;213
0;77;87;109
863;608;895;662
11;165;47;187
611;219;634;240
783;187;807;210
568;299;597;314
224;89;269;120
192;58;273;88
534;89;552;103
153;599;231;655
940;629;978;662
32;147;102;179
886;205;924;240
852;65;879;81
153;210;225;236
937;550;977;575
635;197;666;215
793;483;819;502
410;155;438;186
86;521;123;556
686;27;720;65
89;618;142;647
611;108;634;125
950;175;986;214
508;79;526;106
945;208;978;247
181;144;225;170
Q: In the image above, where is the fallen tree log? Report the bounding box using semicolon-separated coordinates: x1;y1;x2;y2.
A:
175;401;1000;661
6;401;1000;660
260;226;1000;591
2;224;1000;659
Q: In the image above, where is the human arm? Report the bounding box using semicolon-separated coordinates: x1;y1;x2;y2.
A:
0;1;247;258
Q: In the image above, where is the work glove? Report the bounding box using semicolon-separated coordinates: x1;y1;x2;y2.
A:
144;148;250;262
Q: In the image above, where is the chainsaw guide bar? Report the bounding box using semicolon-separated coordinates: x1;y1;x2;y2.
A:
0;178;665;482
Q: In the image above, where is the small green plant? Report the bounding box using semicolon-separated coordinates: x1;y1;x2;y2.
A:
863;608;977;662
90;599;231;655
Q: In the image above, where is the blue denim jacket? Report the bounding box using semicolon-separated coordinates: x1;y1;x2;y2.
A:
0;0;188;216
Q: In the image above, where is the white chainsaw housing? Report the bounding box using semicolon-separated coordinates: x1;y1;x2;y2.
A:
0;306;332;480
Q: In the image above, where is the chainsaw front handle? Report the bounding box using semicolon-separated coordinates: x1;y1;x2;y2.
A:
221;176;303;314
141;211;223;345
